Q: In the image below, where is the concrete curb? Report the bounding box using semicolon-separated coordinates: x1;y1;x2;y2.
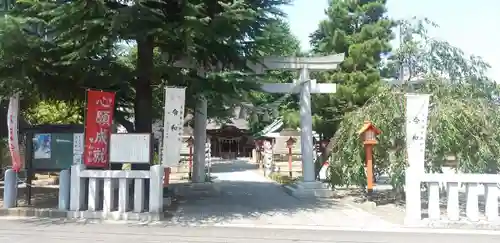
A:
0;198;175;221
211;222;500;235
0;208;67;218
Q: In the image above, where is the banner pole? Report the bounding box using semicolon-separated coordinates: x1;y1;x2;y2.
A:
82;88;89;168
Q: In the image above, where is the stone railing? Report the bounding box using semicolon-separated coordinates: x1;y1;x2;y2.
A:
406;171;500;224
68;164;164;221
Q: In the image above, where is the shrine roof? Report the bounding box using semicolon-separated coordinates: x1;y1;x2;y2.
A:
206;118;249;130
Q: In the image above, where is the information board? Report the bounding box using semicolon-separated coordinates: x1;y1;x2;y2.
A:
109;133;151;164
32;133;75;170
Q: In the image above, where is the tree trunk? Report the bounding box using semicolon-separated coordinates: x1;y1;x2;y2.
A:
134;36;154;133
314;135;338;177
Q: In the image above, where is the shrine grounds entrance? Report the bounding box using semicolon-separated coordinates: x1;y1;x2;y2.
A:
166;157;398;228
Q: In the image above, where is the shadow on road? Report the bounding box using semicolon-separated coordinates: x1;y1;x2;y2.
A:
170;180;340;226
2;159;344;228
168;159;341;226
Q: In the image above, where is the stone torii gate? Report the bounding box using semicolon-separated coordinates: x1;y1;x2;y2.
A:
170;54;344;193
250;54;345;197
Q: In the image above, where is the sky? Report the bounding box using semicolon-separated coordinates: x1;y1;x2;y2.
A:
282;0;500;81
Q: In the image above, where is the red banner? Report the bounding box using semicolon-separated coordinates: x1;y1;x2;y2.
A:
7;93;21;172
83;90;116;168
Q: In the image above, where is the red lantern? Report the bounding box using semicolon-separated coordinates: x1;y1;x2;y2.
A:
358;121;381;145
286;137;296;148
357;121;382;199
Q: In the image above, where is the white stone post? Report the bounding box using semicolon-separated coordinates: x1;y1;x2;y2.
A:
58;169;71;210
70;164;86;211
404;94;430;224
2;169;17;208
149;165;164;213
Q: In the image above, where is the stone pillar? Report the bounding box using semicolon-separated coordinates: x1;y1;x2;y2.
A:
192;97;208;183
3;169;17;208
298;67;315;182
70;164;85;211
58;169;70;210
148;165;164;213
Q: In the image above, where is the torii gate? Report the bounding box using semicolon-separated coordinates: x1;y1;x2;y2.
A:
167;54;344;189
250;54;344;193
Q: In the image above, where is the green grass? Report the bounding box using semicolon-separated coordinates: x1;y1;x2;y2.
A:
269;174;301;185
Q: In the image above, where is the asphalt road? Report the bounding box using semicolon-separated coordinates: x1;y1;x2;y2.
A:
0;219;499;243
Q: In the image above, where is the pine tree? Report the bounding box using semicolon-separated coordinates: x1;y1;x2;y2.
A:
310;0;395;138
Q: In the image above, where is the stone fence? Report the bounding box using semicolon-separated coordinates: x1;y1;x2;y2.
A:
406;171;500;225
68;164;164;221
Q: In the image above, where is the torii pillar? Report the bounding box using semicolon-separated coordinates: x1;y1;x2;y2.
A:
171;59;211;184
252;54;345;196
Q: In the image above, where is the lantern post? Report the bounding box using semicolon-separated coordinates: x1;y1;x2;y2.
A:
358;121;381;200
186;136;194;180
286;137;296;177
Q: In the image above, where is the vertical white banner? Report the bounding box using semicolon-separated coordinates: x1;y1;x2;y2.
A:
161;87;186;167
405;93;430;173
7;93;21;171
73;133;84;165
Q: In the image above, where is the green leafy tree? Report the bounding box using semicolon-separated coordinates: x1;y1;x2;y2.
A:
309;0;395;138
23;100;83;125
382;17;493;92
0;0;295;133
326;17;498;192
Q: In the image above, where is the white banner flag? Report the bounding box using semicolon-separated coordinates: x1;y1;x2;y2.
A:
405;93;430;173
161;87;186;167
73;133;84;165
7;93;21;171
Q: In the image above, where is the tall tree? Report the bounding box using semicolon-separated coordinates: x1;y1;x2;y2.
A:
382;17;493;91
324;17;498;190
246;18;301;133
309;0;394;138
0;0;293;133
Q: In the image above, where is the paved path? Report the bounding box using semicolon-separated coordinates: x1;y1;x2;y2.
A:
170;159;399;229
0;219;500;242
